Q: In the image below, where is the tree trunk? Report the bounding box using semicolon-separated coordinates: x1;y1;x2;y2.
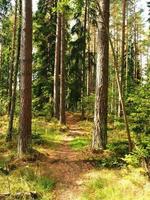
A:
18;0;32;157
92;0;110;150
8;0;18;115
118;0;126;117
59;13;66;124
125;1;129;96
54;3;61;119
87;8;92;96
7;0;22;141
87;42;92;96
81;0;88;119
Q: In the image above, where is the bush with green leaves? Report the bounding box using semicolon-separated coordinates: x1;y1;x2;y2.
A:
124;135;150;177
126;82;150;176
127;82;150;135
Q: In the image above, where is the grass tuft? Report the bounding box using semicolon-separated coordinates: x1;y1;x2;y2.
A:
69;137;90;151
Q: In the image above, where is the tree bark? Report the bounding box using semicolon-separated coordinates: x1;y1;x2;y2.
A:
87;7;92;96
92;0;110;150
59;13;66;124
18;0;32;156
125;1;129;96
54;3;61;119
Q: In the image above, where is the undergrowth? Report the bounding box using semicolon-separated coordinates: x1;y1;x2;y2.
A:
0;115;149;200
0;117;64;199
0;166;55;199
81;168;150;200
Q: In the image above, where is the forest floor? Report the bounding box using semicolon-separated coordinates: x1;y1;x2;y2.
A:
47;113;93;200
0;113;150;200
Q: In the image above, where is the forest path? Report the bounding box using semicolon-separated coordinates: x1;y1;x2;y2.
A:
41;113;93;200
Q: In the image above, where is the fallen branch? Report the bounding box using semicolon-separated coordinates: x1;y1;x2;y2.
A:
0;191;38;200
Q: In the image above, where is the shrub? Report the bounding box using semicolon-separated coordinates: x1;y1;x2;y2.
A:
124;136;150;177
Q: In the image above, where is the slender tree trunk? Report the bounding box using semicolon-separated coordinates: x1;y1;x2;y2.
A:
8;0;18;114
7;0;22;141
87;8;92;96
59;13;66;124
81;0;88;119
92;0;110;150
87;42;92;96
118;0;126;117
18;0;32;157
54;4;61;119
116;22;120;118
92;25;96;93
125;2;129;96
112;22;117;117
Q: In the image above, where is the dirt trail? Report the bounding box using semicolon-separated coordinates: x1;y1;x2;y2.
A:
41;113;93;200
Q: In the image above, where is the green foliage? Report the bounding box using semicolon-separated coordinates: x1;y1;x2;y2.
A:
95;156;124;168
66;0;96;112
127;81;150;135
82;94;95;118
93;141;129;169
107;141;129;156
113;118;125;130
124;80;148;155
0;98;7;115
0;15;12;107
33;0;56;115
69;137;90;151
125;81;150;175
124;152;140;167
66;17;84;111
0;0;11;20
124;135;150;168
33;99;53;120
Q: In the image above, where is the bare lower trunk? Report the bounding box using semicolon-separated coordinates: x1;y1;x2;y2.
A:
18;0;32;157
92;0;109;150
